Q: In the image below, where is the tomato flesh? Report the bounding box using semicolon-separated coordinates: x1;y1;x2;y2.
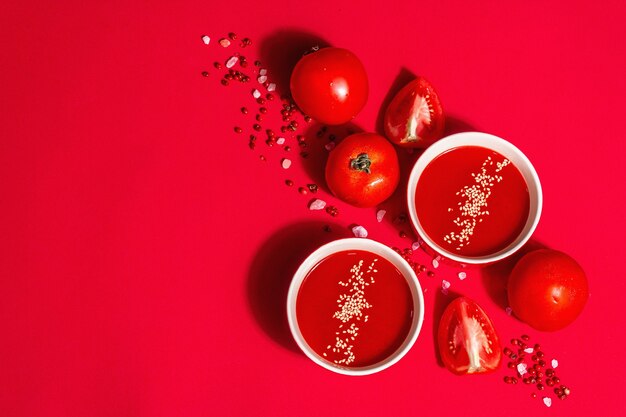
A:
290;47;368;125
325;132;399;207
438;297;502;375
508;249;589;331
384;77;445;148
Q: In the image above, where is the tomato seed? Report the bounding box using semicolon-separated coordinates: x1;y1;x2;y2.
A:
234;126;243;133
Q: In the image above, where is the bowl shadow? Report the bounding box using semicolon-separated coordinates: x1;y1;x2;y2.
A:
480;239;550;310
246;221;350;353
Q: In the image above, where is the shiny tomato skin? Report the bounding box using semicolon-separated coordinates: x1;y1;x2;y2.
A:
508;249;589;332
290;47;368;125
438;297;502;375
325;133;399;208
383;77;445;148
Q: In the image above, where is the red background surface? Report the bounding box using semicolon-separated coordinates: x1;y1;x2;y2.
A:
1;1;625;416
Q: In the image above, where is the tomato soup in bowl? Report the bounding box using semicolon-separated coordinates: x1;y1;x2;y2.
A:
287;238;424;375
407;132;542;265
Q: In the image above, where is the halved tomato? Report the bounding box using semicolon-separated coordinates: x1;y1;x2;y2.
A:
437;297;502;375
383;77;444;148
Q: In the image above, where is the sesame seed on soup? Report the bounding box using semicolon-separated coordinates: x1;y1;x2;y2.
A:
296;250;414;368
415;146;530;257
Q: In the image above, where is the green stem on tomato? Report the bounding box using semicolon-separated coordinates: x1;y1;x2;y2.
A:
350;153;372;174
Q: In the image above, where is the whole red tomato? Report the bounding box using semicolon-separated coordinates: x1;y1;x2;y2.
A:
508;249;589;331
325;133;399;208
438;297;502;375
383;77;445;148
290;47;368;125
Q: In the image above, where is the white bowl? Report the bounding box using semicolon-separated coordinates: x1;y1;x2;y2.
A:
287;238;424;376
407;132;542;265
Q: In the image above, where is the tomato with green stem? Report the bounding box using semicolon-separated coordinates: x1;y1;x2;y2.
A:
325;133;399;208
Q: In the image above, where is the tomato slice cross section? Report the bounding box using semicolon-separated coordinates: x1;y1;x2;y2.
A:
438;297;502;375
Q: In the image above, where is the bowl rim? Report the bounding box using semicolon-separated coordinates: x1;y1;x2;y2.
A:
286;237;425;376
406;131;543;265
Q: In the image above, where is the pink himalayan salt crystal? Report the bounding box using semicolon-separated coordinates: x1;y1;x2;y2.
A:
458;271;467;280
308;199;326;210
267;83;276;92
351;225;368;238
411;241;420;251
281;158;292;169
517;362;528;376
219;38;231;47
432;258;440;269
276;137;285;145
257;75;268;84
505;306;513;316
551;359;559;369
201;35;211;45
324;142;336;151
259;68;267;76
542;397;552;407
524;347;534;354
376;209;386;223
226;56;238;68
252;89;262;99
441;280;451;290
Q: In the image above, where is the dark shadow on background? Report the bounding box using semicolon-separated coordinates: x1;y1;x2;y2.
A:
481;239;549;310
259;29;330;98
299;122;362;193
247;221;350;353
444;115;477;136
375;67;417;136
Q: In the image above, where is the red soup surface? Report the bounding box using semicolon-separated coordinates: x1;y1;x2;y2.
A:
415;146;530;257
296;250;414;368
